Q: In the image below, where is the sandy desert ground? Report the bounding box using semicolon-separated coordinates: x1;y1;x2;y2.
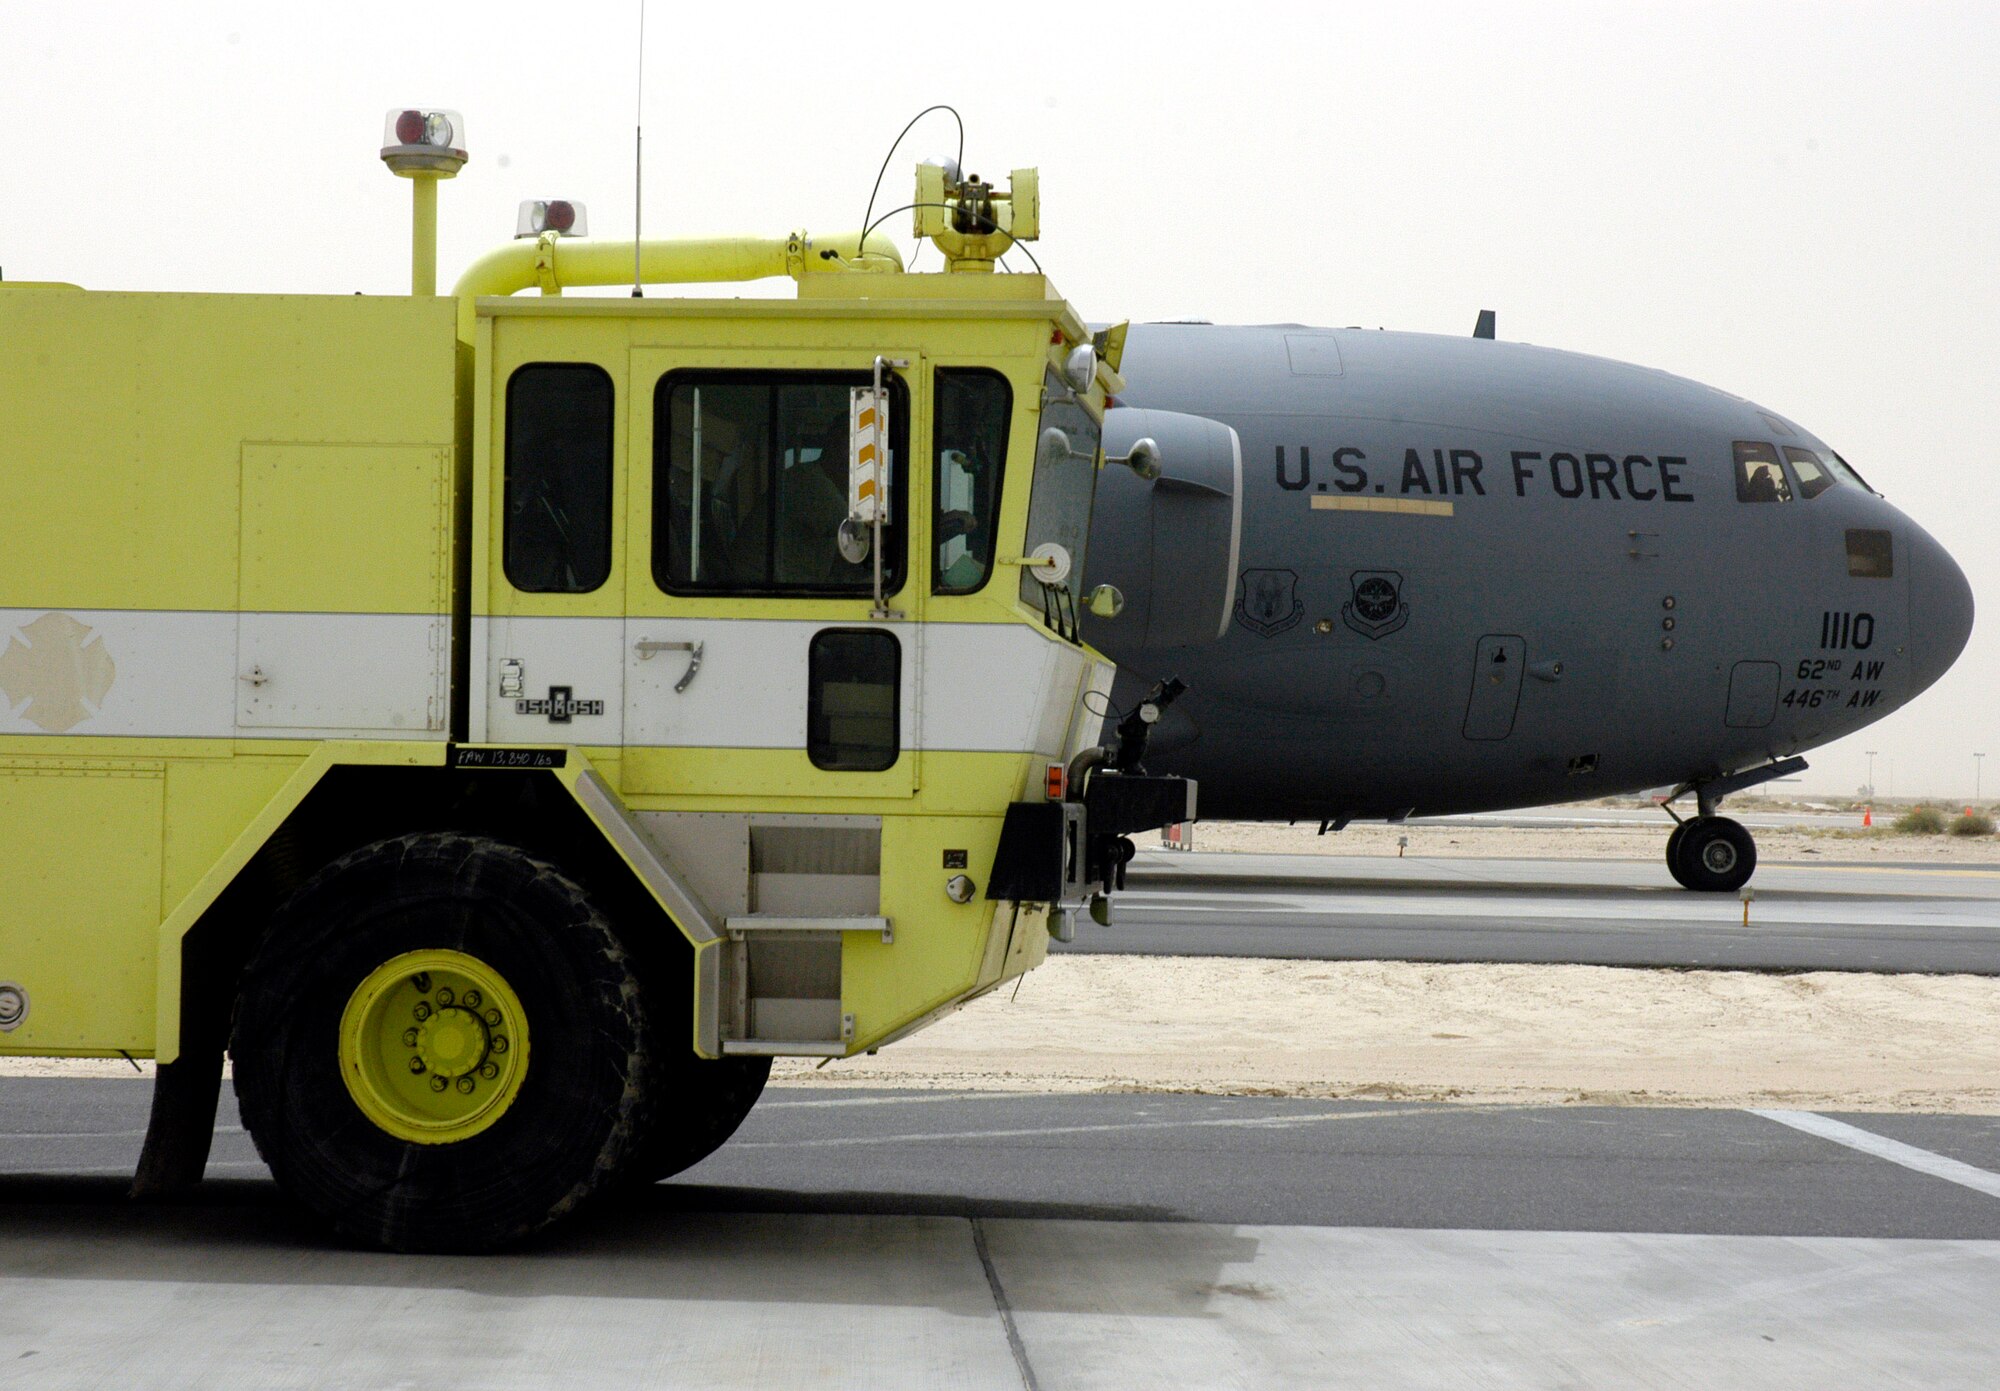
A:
10;814;1997;1113
770;955;2000;1114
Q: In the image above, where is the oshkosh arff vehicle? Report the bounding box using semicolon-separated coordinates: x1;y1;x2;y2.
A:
1082;319;1974;891
0;115;1232;1251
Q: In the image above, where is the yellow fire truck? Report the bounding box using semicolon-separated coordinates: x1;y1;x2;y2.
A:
0;111;1234;1250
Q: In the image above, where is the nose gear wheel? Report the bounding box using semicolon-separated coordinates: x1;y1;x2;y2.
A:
1667;815;1757;893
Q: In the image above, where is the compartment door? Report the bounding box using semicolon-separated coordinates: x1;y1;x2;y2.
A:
236;444;450;737
1725;660;1781;729
1462;634;1526;740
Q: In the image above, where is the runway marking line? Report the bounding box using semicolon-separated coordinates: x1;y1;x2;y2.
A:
1800;865;2000;881
761;1091;991;1110
1751;1109;2000;1201
0;1125;249;1142
734;1103;1512;1151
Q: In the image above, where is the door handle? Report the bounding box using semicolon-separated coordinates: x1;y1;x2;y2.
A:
634;639;703;693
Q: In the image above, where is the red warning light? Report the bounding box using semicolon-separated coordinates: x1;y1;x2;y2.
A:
380;108;468;177
1045;764;1066;801
545;200;576;233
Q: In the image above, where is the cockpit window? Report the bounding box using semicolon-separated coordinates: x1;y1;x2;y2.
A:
1734;442;1792;503
1827;451;1879;496
1782;446;1836;500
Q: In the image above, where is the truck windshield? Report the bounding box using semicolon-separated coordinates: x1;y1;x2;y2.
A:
1017;366;1101;636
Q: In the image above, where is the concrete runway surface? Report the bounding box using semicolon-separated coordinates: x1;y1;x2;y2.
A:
5;1080;2000;1389
1096;851;2000;972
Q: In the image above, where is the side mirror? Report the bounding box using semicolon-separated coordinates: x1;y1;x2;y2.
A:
1037;426;1076;471
1086;584;1125;618
836;516;871;564
1106;436;1162;481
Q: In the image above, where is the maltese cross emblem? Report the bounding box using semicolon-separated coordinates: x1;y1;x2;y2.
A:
0;613;118;734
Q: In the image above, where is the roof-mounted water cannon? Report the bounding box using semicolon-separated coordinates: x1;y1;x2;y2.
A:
914;162;1039;272
515;201;588;239
379;107;467;297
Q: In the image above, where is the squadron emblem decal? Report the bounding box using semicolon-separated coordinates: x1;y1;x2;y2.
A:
1234;569;1304;638
0;612;117;734
1342;571;1410;640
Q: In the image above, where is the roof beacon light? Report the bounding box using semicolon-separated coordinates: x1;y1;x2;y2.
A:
379;108;468;177
516;200;588;239
379;106;468;298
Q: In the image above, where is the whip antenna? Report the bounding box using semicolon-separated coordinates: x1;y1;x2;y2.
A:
631;0;646;297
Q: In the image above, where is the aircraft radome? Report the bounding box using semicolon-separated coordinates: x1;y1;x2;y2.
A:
1080;318;1975;892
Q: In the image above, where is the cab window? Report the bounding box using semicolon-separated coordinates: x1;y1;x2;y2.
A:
1733;441;1791;503
1782;446;1836;500
933;369;1011;595
653;371;906;596
504;363;614;593
807;628;900;770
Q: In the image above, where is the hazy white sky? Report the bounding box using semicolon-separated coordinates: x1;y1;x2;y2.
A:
3;2;1994;799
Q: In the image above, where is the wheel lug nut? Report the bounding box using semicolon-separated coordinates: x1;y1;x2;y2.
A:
456;1076;475;1095
490;1036;507;1054
408;1057;426;1074
480;1062;499;1080
484;1009;501;1026
463;990;482;1009
412;972;431;992
403;1028;420;1047
436;987;455;1007
430;1075;448;1092
413;1002;431;1022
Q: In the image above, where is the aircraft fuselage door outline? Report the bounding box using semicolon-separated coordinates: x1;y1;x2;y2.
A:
1462;634;1526;740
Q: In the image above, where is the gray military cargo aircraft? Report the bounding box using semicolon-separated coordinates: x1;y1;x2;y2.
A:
1081;319;1975;892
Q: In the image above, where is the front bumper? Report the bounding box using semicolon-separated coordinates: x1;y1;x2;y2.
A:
984;771;1197;909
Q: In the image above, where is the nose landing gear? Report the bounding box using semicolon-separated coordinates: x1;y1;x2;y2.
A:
1666;815;1757;892
1658;756;1806;894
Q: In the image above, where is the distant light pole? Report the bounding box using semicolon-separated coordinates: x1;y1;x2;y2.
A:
1977;752;1987;801
1865;750;1878;798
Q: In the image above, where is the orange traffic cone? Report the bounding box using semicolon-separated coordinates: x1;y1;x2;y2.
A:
1863;806;1873;827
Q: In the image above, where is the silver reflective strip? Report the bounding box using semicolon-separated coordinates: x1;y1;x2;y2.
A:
484;615;1090;755
0;608;446;740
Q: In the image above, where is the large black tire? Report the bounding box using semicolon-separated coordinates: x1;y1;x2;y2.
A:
1665;819;1693;888
621;1051;771;1187
232;833;648;1252
1672;816;1757;893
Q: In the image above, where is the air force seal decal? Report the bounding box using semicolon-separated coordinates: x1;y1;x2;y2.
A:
1342;570;1410;640
1235;569;1304;638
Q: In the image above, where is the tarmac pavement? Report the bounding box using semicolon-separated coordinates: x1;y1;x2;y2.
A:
1094;851;2000;972
5;1080;2000;1388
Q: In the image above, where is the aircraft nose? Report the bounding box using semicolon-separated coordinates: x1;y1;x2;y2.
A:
1905;523;1974;699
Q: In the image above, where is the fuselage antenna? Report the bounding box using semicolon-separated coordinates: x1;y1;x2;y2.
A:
631;0;646;298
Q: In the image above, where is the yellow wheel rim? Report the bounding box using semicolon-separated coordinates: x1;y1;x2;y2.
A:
338;949;530;1145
